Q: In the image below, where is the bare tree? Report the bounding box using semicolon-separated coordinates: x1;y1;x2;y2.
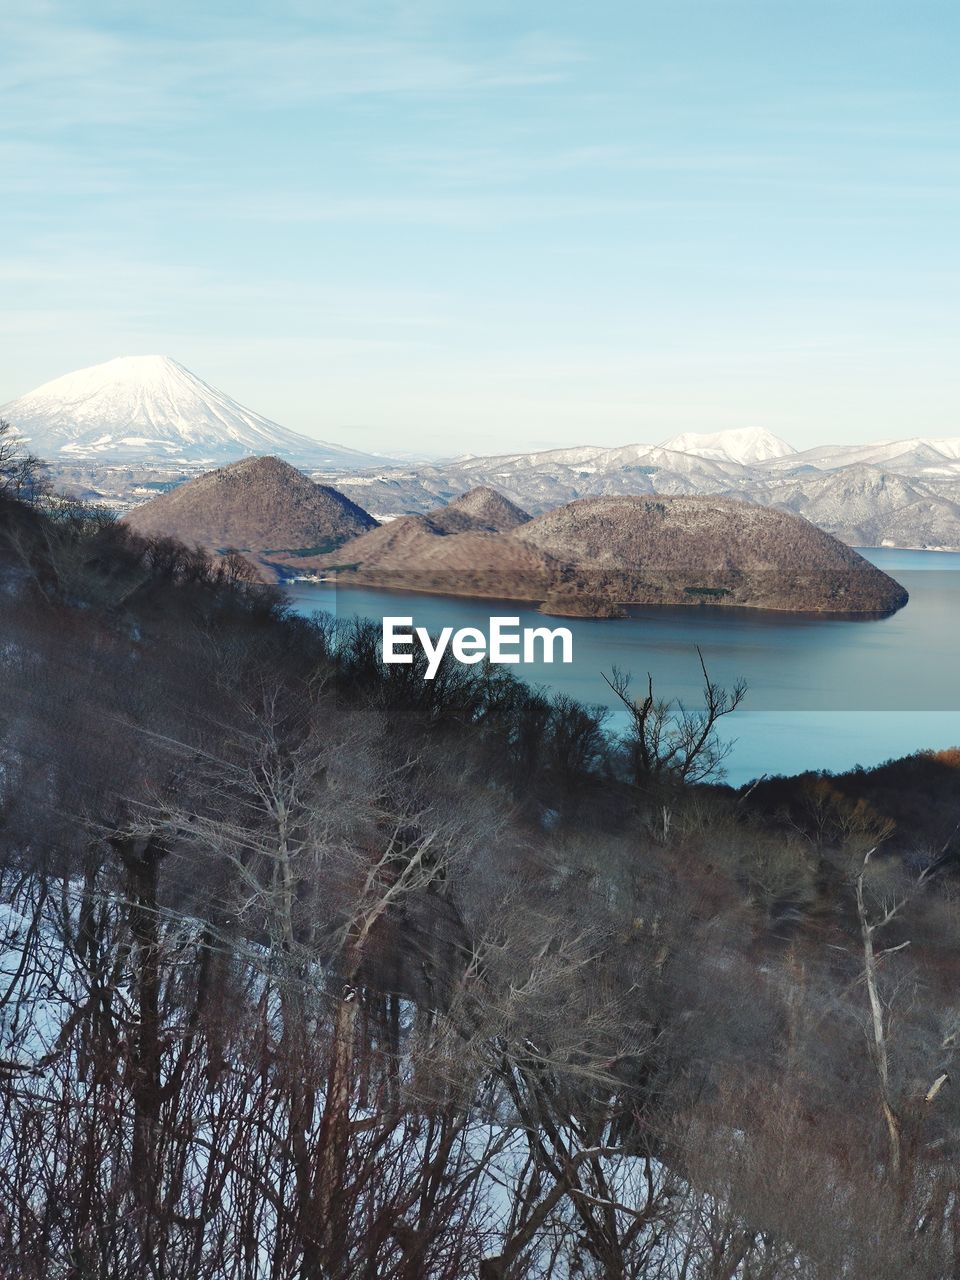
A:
604;648;746;788
852;847;952;1184
0;418;49;503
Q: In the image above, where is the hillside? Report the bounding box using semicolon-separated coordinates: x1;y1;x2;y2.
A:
123;455;377;566
294;491;554;599
756;465;960;549
314;490;907;615
431;485;531;532
1;481;960;1280
1;484;959;1280
516;495;907;613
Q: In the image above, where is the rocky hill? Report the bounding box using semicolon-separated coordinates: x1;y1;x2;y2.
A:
123;456;377;568
431;486;531;532
311;491;907;616
514;495;907;613
292;490;552;600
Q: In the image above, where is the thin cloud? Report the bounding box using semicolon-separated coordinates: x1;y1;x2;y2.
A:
0;8;582;134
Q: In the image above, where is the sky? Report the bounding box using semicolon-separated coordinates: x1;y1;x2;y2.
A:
2;0;958;456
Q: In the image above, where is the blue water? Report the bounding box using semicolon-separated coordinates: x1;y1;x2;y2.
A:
285;548;960;785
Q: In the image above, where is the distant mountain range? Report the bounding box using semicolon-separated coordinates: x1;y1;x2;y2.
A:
326;429;960;551
0;356;383;469
658;427;796;464
5;357;960;548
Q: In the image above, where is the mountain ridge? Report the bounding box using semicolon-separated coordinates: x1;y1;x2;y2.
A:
324;438;960;550
14;355;960;549
657;427;796;464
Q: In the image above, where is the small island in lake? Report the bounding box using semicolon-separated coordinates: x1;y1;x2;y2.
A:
124;460;908;618
306;490;908;617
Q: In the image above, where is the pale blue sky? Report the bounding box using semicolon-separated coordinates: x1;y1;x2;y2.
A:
2;1;958;454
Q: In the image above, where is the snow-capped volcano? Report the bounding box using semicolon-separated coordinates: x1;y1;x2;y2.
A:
0;355;382;469
658;427;796;465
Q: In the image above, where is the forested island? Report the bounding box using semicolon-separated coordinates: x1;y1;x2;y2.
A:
123;456;908;618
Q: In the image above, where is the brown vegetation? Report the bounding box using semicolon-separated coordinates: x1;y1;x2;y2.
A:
122;454;377;571
315;492;907;616
0;474;955;1278
123;462;907;616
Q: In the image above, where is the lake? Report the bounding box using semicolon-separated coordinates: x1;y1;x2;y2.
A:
285;548;960;786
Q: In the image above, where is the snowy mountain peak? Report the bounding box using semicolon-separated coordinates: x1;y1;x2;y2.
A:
37;353;187;391
0;355;382;469
658;428;797;466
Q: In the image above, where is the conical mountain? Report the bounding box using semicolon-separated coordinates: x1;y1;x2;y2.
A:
1;355;382;468
442;486;531;530
424;487;532;533
123;455;377;556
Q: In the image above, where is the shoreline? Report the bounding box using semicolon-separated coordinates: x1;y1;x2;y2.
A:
283;571;908;621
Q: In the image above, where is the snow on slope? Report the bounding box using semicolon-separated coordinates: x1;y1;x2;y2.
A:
0;355;383;469
926;437;960;460
759;437;960;477
658;427;796;465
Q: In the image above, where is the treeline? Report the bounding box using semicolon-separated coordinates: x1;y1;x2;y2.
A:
1;485;960;1279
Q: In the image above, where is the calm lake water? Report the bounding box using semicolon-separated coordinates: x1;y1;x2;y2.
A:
286;548;960;786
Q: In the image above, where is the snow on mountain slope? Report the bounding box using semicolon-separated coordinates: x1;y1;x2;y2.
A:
326;431;960;548
624;444;747;480
926;437;960;460
454;444;613;475
756;464;960;548
759;438;960;478
658;427;796;465
0;355;383;469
